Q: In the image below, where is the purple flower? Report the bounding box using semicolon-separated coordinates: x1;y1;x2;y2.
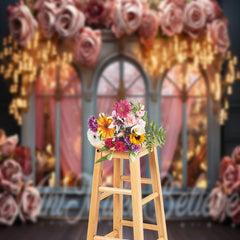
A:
125;145;130;152
132;144;141;153
88;116;98;132
125;135;131;146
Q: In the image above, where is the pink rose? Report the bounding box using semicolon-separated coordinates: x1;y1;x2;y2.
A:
198;0;222;21
0;193;19;226
136;110;145;117
159;2;184;37
0;134;19;157
219;157;238;194
208;186;227;222
183;1;206;39
18;182;42;223
14;147;32;177
84;0;108;28
55;4;85;39
112;0;143;38
208;18;230;54
0;159;23;191
37;2;61;38
138;9;159;48
0;129;7;146
137;118;146;127
232;145;240;165
126;113;137;127
34;0;63;10
7;0;38;47
74;27;102;67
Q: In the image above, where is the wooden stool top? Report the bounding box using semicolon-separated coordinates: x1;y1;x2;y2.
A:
95;143;158;160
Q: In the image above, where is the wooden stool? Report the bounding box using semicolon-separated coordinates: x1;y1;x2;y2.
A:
87;145;168;240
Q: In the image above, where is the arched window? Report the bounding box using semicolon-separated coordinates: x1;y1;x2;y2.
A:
35;62;82;189
96;57;148;186
160;64;208;189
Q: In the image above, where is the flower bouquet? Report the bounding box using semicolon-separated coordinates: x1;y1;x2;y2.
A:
87;100;166;163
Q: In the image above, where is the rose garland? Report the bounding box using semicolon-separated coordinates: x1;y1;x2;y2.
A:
0;129;42;226
7;0;230;68
209;145;240;225
87;100;166;163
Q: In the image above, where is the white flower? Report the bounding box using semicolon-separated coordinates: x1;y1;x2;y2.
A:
87;129;103;146
137;118;146;127
131;125;145;135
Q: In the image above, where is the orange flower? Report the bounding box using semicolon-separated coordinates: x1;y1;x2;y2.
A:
97;115;115;139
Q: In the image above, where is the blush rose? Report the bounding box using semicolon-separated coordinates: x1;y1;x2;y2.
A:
74;27;102;67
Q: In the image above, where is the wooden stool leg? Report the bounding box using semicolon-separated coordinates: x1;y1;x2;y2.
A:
130;157;144;240
87;150;104;240
149;147;168;240
113;158;123;238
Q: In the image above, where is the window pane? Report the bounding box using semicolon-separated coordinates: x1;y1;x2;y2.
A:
161;97;183;188
187;98;207;188
60;98;82;188
35;97;56;187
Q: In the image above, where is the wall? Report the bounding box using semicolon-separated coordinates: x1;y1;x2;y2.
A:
0;0;20;136
0;0;240;154
221;0;240;155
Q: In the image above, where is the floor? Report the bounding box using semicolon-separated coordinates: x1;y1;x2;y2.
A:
0;219;239;240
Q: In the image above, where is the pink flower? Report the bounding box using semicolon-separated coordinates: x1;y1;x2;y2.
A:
8;1;38;46
207;18;230;54
14;147;32;177
159;2;184;37
0;129;7;146
198;0;222;21
55;4;85;39
126;113;137;127
74;27;102;67
84;0;108;28
0;159;23;191
232;145;240;165
18;182;42;223
208;186;227;222
219;157;238;194
112;0;143;38
0;193;19;226
37;2;61;38
136;110;145;117
138;9;159;48
183;1;206;39
0;134;19;158
113;100;131;119
137;118;146;127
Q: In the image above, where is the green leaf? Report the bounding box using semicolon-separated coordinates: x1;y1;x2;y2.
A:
129;151;137;163
0;155;3;163
96;152;113;164
99;145;110;152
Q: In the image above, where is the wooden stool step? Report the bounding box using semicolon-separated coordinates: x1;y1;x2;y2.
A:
142;192;159;205
120;176;152;184
120;220;158;231
99;186;132;195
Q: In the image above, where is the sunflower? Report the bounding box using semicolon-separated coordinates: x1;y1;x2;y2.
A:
129;133;146;146
97;115;115;139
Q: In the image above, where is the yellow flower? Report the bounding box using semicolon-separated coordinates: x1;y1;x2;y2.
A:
97;115;115;139
130;133;146;146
